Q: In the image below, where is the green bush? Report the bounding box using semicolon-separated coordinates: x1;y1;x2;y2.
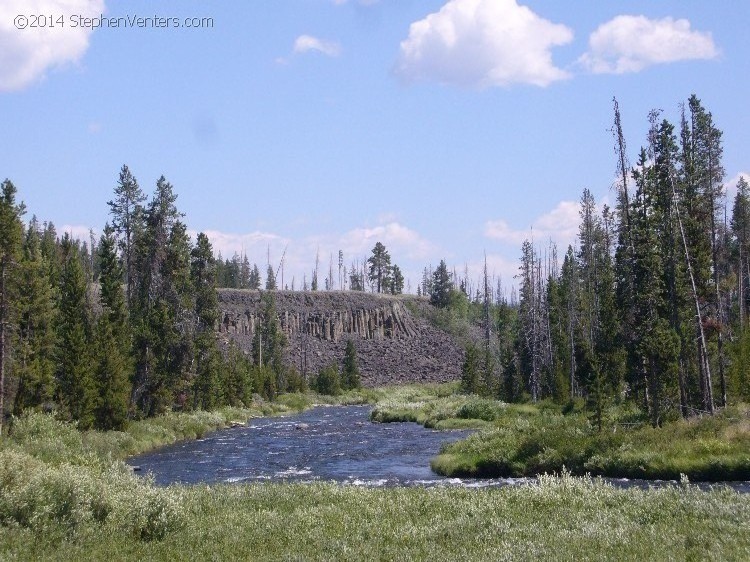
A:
457;399;502;421
312;364;341;396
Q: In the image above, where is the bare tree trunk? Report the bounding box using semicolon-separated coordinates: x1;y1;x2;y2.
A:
671;174;714;413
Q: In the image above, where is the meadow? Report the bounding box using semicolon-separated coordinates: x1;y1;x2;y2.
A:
1;387;749;560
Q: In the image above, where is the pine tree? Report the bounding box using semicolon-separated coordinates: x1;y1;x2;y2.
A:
93;225;130;430
191;233;222;409
56;235;95;427
390;265;405;295
240;255;251;289
130;176;187;415
0;181;25;431
367;242;392;293
430;260;452;308
349;261;363;291
460;343;480;394
313;363;341;396
249;263;261;290
341;339;361;390
108;165;146;305
265;264;277;290
13;218;56;414
732;177;750;329
253;292;286;392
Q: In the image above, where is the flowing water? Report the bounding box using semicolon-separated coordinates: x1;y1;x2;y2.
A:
129;405;750;492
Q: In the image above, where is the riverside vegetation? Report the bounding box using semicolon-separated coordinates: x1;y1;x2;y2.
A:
2;385;750;560
370;384;750;481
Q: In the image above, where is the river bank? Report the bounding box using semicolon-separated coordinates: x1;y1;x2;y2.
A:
369;387;750;481
2;386;750;560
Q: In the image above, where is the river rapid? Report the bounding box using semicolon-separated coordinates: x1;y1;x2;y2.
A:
129;405;750;492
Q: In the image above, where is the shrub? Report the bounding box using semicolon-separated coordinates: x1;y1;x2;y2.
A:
457;399;501;421
313;364;341;396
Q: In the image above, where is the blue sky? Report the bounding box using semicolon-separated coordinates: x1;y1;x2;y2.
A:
2;0;749;293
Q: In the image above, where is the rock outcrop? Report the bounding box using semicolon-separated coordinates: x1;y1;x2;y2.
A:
216;290;463;386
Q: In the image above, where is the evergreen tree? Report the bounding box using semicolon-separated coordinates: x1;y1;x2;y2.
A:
265;264;277;290
391;265;405;295
93;225;130;430
249;263;261;289
252;292;286;393
0;181;25;431
367;242;392;293
430;260;452;308
460;343;480;394
313;363;341;396
191;233;222;409
108;165;145;305
240;255;251;289
341;339;361;390
56;235;95;427
13;218;56;414
130;176;187;415
349;261;363;291
732;177;750;328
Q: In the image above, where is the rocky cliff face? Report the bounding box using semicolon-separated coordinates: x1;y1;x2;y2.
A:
216;290;463;386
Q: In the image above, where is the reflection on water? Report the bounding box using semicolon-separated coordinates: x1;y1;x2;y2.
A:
128;405;750;493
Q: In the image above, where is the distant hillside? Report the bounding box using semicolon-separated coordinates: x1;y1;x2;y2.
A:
216;290;464;386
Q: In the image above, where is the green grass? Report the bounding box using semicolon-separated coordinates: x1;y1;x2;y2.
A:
1;388;749;560
1;473;749;561
368;389;750;481
432;402;750;481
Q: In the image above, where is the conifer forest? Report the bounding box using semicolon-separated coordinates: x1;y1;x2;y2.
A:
0;95;748;431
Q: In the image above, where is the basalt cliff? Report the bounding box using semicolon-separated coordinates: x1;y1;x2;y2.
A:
216;290;463;386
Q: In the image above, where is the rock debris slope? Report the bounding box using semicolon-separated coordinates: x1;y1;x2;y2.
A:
217;290;463;386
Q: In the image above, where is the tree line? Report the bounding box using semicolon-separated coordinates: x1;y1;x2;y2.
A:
443;95;748;426
215;241;405;295
0;166;360;433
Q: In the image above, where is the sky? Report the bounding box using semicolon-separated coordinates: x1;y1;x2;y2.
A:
2;0;749;294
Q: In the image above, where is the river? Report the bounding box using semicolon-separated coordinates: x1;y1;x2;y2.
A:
128;405;750;492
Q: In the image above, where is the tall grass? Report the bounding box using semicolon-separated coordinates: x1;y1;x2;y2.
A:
2;473;749;561
1;391;749;559
369;389;750;481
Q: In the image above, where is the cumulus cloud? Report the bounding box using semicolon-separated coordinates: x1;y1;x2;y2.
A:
394;0;573;88
195;229;289;260
484;200;580;249
0;0;104;92
578;15;719;74
293;34;341;57
195;220;437;292
338;222;436;261
61;224;97;242
725;171;750;204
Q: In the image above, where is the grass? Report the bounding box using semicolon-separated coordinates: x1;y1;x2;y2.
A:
370;391;750;481
1;472;749;561
1;387;749;560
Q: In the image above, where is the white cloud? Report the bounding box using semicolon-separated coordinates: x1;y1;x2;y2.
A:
394;0;573;88
195;229;289;261
484;200;580;249
338;221;436;261
196;220;437;292
725;171;750;204
0;0;104;92
578;15;719;74
293;34;341;57
61;224;97;242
